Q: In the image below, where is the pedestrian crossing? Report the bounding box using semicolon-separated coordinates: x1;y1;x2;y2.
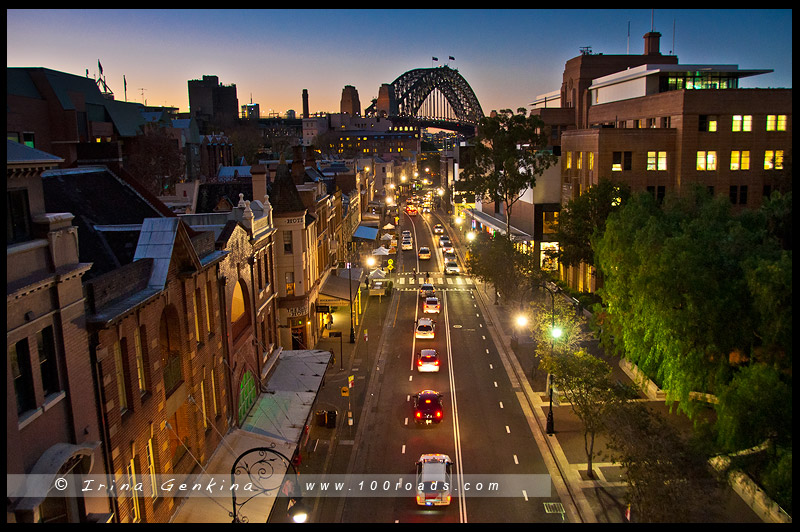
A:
392;274;474;287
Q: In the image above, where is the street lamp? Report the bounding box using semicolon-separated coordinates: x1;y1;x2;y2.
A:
230;447;306;523
541;281;562;435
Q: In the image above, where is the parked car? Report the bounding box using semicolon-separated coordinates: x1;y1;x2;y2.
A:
402;238;413;250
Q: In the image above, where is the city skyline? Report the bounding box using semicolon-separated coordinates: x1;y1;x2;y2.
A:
8;9;793;117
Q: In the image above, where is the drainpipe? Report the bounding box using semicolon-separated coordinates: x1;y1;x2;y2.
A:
89;333;121;522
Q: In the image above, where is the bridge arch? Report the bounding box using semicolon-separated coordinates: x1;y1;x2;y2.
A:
366;66;484;131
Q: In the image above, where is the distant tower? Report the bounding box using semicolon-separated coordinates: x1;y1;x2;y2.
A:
340;85;361;116
302;88;309;118
376;83;398;117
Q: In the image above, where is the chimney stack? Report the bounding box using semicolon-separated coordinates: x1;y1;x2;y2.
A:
251;164;268;205
302;89;309;118
643;31;662;55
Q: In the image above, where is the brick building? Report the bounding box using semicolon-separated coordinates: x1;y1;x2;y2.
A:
40;165;229;523
7;141;109;523
530;32;791;293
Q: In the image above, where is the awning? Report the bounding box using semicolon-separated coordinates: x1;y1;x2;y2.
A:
172;349;331;523
319;271;362;306
352;224;378;241
466;209;533;241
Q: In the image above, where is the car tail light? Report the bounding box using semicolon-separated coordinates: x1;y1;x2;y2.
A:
415;411;422;418
446;495;451;503
436;411;442;418
417;359;423;366
434;360;440;366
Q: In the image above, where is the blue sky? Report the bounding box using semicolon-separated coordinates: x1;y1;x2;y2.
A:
7;9;792;116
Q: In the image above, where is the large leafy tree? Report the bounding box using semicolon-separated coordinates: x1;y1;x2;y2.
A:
551;178;631;285
466;231;542;308
459;108;558;238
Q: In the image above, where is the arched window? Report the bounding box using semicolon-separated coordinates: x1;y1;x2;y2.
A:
231;280;250;340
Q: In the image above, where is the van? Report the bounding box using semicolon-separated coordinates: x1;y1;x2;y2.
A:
415;454;453;506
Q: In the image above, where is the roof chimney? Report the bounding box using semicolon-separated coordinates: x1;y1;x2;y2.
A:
251;164;268;205
302;89;309;118
643;31;662;55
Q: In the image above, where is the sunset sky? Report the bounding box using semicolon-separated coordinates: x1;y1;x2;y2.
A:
7;9;792;117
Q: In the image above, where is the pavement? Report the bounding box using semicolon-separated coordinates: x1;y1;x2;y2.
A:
275;208;765;524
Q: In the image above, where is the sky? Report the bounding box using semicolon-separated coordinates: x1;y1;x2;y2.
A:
7;9;793;117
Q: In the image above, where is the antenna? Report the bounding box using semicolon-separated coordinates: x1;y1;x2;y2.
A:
671;18;676;55
138;88;148;105
627;21;630;54
651;9;654;32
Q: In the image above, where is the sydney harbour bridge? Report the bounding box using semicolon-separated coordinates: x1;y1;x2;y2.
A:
364;65;484;136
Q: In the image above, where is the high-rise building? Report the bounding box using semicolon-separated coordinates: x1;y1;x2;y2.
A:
188;75;239;133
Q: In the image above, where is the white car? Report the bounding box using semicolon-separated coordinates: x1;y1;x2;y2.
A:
423;296;440;314
433;224;444;234
402;230;412;239
402;239;413;250
415;454;453;506
419;283;435;299
415;317;435;339
439;236;451;248
416;349;440;372
444;261;460;275
442;243;454;254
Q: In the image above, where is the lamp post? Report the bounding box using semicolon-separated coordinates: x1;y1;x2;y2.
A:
541;282;562;435
230;447;307;523
349;259;355;344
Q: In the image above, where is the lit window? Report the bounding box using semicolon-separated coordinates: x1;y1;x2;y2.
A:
647;152;667;171
732;115;752;132
697;151;717;171
114;340;128;412
764;150;784;170
730;151;750;171
766;115;787;131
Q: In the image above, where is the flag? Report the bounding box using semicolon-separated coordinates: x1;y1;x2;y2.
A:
98;60;103;75
449;56;455;61
625;504;631;521
432;56;438;61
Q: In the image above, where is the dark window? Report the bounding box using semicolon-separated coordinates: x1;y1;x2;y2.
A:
729;186;738;204
11;339;37;414
36;326;60;397
7;188;32;245
739;185;748;205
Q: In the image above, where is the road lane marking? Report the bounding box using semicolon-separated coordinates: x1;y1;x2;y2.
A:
499;401;504;409
402;445;406;454
506;425;511;433
514;454;519;464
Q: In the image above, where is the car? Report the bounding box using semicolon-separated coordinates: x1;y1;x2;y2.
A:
423;296;440;314
416;349;441;372
433;224;444;234
418;283;435;299
402;239;413;250
415;454;453;506
443;251;457;262
413;390;444;425
442;243;454;254
402;230;412;239
415;317;435;339
418;246;431;260
422;205;431;213
405;205;418;216
439;235;451;247
444;261;460;275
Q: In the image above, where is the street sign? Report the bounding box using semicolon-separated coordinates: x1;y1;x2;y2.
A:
387;259;394;265
348;375;354;388
341;386;349;397
364;329;368;341
387;264;394;271
315;305;330;313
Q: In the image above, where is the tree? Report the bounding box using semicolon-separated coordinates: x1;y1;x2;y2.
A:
466;232;541;308
604;400;723;522
126;124;185;196
550;178;631;285
538;349;625;479
459;108;558;238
